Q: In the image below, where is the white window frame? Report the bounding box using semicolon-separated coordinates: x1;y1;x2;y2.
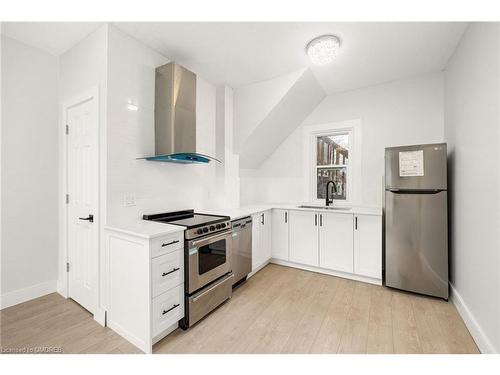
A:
304;119;362;206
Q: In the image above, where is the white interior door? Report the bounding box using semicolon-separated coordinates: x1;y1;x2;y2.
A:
66;95;98;314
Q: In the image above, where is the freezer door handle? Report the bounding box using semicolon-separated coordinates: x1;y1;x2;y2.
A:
388;188;444;194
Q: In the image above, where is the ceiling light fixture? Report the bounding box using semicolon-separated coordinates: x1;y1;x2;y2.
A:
305;34;341;66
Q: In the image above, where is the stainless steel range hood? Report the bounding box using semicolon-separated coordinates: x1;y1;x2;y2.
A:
139;62;220;163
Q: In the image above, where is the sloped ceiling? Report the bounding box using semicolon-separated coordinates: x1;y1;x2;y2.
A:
233;68;306;153
238;69;326;168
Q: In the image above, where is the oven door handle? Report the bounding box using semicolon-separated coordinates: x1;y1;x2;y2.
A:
192;273;235;302
189;230;231;248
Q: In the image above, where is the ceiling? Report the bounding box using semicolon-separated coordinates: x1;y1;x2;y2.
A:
2;22;467;94
1;22;102;55
114;22;467;94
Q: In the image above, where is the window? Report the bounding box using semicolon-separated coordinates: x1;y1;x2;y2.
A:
315;132;350;201
306;120;360;205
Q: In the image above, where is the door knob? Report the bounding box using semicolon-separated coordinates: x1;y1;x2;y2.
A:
78;214;94;223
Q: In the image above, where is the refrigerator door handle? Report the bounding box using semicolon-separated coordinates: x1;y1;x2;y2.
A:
388;188;444;194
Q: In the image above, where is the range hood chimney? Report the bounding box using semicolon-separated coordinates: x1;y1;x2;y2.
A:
139;62;220;163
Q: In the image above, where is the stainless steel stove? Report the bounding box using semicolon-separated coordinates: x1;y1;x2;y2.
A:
143;209;233;329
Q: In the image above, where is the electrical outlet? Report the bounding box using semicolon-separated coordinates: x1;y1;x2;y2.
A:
123;193;136;207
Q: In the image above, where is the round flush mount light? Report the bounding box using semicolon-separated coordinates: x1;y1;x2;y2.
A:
305;34;341;66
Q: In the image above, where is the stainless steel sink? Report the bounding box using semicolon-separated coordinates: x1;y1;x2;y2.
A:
298;205;352;211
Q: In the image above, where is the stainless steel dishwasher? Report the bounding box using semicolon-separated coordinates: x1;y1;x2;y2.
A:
231;217;252;286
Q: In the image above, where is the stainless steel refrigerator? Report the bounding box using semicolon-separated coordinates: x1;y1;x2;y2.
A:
384;143;448;299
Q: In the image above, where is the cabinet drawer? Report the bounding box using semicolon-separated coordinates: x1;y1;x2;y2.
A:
151;232;183;258
152;250;184;298
152;286;184;337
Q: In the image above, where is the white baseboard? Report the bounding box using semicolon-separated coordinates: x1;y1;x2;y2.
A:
247;260;270;278
94;307;106;327
450;283;497;354
270;258;382;286
56;279;68;298
152;322;178;345
108;320;148;353
0;280;58;310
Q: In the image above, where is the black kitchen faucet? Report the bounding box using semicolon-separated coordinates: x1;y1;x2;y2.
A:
325;180;337;206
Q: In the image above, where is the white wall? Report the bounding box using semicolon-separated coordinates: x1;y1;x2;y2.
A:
215;85;240;209
241;72;445;207
0;26;3;302
444;23;500;353
1;36;59;307
106;26;223;227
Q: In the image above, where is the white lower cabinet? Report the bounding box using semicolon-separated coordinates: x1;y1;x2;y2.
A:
105;228;185;353
152;286;184;337
289;210;319;266
251;210;272;271
284;209;382;283
151;250;183;297
271;209;289;261
354;214;382;279
319;212;353;273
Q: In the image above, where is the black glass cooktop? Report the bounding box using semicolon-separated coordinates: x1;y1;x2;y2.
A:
143;209;229;229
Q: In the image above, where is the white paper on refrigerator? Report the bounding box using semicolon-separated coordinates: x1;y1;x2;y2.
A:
399;150;424;177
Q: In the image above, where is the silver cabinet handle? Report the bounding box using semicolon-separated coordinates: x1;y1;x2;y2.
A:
284;211;287;223
320;214;323;227
314;214;318;226
355;216;358;230
162;267;180;277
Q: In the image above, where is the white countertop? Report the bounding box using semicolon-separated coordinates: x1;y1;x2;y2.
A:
207;203;382;220
105;220;185;239
105;203;382;238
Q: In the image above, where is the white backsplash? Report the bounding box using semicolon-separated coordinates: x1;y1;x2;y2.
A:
106;26;229;226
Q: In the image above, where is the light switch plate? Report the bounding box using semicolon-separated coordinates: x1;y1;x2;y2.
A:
123;193;136;207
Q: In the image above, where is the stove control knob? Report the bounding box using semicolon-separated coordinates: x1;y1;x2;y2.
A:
221;223;226;228
216;224;221;230
203;227;209;233
209;225;215;231
197;229;203;235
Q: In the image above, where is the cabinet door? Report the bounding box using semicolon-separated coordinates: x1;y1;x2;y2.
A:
354;214;382;279
262;210;272;261
251;213;262;271
271;209;289;260
289;210;319;266
319;212;354;273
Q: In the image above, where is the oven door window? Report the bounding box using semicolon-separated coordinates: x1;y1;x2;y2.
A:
198;238;227;275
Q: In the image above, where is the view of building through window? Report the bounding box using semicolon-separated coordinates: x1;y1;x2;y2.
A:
316;133;349;200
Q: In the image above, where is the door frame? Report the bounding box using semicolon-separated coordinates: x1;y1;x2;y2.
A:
59;86;103;324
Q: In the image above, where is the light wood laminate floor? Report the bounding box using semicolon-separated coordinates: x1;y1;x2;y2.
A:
0;264;479;354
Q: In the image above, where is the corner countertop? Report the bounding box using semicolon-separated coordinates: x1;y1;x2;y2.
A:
104;203;382;238
105;220;185;239
206;203;382;220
